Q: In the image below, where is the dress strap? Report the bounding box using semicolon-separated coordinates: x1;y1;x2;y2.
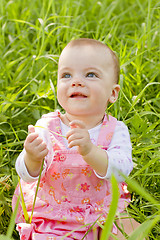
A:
97;114;117;149
42;110;66;148
42;109;61;119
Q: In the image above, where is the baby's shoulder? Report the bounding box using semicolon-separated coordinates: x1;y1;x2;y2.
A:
115;121;130;136
116;121;128;128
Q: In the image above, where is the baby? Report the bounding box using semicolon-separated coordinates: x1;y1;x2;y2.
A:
12;38;139;240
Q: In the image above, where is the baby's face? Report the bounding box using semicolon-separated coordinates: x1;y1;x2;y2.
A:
57;44;119;118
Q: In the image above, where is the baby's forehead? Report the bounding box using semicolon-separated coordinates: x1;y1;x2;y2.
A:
62;42;110;54
59;43;113;65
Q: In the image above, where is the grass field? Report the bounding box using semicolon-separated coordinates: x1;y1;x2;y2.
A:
0;0;160;239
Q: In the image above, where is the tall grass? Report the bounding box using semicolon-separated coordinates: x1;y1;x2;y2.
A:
0;0;160;239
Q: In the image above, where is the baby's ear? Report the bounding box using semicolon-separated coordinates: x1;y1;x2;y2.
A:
108;84;120;103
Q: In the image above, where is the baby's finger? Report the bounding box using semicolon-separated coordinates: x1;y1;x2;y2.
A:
36;141;48;154
25;132;39;144
28;125;35;134
68;139;82;149
67;132;82;144
69;120;86;129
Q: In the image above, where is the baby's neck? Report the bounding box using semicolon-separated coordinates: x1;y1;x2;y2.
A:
60;113;105;129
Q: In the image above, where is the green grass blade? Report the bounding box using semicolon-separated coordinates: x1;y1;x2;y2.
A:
6;196;20;238
18;177;30;223
123;174;160;210
29;158;44;223
100;175;119;240
128;215;160;240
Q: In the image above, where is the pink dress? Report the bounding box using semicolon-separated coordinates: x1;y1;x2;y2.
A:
12;112;131;240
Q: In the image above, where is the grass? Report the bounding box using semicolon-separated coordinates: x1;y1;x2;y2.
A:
0;0;160;239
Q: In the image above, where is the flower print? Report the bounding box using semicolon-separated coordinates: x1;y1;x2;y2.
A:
120;183;131;199
81;167;92;177
81;183;90;192
95;206;103;212
39;182;44;189
81;167;89;176
94;181;103;191
59;154;66;161
76;184;81;191
81;198;90;204
62;169;70;179
96;199;104;206
54;152;60;161
61;183;66;191
49;189;55;197
68;173;73;179
76;216;84;224
51;172;60;180
55;198;61;204
53;143;61;151
121;183;129;193
94;185;101;191
59;216;67;222
21;235;27;240
70;206;84;213
47;237;57;240
106;190;110;196
61;195;70;202
99;215;106;225
54;152;66;162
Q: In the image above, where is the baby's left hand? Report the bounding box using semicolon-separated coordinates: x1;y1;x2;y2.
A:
66;120;93;156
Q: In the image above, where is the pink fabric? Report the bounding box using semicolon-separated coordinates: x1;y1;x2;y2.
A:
12;112;131;239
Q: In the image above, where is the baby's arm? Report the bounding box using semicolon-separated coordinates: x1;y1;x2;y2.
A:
24;125;48;177
100;121;133;181
66;120;108;177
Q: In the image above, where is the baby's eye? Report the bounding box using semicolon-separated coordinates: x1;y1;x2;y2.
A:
62;73;71;78
86;72;97;78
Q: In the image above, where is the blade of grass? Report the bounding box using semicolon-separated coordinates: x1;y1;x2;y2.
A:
18;177;30;223
127;215;160;240
100;174;119;240
6;196;20;238
29;158;44;223
122;174;160;210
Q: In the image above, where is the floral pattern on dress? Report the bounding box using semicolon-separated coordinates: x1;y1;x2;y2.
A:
80;183;90;192
81;198;90;204
51;172;60;180
94;180;103;191
81;167;92;177
70;206;84;213
62;169;70;178
54;152;66;162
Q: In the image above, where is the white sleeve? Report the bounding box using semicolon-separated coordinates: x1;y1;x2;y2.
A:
94;121;133;182
15;118;53;183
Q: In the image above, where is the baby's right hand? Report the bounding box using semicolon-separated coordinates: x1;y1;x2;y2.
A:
24;125;48;163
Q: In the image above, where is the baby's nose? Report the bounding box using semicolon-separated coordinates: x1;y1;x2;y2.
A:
71;78;84;87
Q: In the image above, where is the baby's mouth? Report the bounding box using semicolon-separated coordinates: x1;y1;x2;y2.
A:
70;92;87;98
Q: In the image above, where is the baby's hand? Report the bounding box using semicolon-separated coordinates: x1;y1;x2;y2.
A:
24;125;48;163
66;120;93;156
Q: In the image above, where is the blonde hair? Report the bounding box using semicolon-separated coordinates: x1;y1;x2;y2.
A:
63;38;120;84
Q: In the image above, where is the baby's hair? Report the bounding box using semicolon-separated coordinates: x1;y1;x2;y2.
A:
64;38;120;84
